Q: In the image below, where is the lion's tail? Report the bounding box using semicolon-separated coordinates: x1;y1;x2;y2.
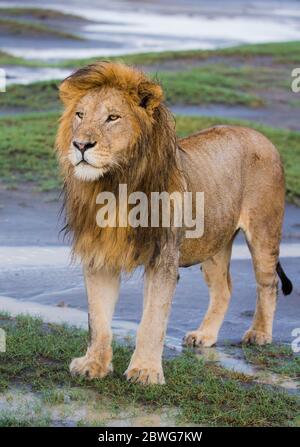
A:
276;261;293;296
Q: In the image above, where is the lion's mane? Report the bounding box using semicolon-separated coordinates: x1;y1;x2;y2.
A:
56;62;184;273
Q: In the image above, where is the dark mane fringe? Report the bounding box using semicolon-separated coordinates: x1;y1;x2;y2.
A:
56;62;185;273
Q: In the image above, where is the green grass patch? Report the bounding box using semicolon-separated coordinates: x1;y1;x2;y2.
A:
0;113;299;200
243;345;300;379
1;81;62;112
0;62;290;113
57;40;300;68
0;63;267;112
0;112;59;190
0;50;48;67
0;18;82;40
0;314;299;427
1;40;300;68
159;65;264;107
0;414;50;427
220;41;300;64
0;7;84;22
40;387;90;405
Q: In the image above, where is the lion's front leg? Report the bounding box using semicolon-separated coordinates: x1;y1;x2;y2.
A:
70;267;120;379
125;245;178;385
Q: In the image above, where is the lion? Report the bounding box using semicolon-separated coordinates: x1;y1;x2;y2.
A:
56;61;293;385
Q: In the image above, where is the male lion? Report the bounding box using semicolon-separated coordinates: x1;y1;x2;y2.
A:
56;62;292;385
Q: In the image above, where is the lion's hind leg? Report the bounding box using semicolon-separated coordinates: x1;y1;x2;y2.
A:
242;226;281;346
183;238;233;348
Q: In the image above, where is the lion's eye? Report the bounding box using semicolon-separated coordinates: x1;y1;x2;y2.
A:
106;114;120;122
76;112;84;119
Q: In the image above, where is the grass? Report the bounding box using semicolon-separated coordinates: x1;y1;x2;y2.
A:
0;313;299;427
0;42;296;112
0;50;47;67
1;81;62;112
220;41;300;64
159;65;264;107
0;18;82;40
0;57;291;112
0;112;299;200
1;40;300;68
2;61;287;111
40;387;90;405
0;65;266;112
56;40;300;68
0;414;51;427
0;112;59;190
0;7;85;21
243;345;300;379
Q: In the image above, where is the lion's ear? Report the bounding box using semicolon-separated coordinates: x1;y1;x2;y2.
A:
138;82;163;113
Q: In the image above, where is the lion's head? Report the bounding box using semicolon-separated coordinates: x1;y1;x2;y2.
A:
56;62;168;182
56;62;183;272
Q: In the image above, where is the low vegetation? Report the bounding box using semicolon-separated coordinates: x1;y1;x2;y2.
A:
1;65;266;112
0;112;299;201
0;7;84;22
243;344;300;378
0;18;82;40
1;81;62;112
159;65;264;107
1;40;300;67
0;314;299;427
0;50;44;67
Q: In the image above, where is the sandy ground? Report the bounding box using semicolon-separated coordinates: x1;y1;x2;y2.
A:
0;186;299;348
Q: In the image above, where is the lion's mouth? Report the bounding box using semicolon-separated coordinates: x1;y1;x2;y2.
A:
75;159;111;172
76;159;88;166
76;159;99;168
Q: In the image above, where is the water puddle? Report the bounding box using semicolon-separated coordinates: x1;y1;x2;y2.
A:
5;66;71;86
0;387;184;427
194;346;299;394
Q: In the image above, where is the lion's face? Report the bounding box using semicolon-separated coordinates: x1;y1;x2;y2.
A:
68;87;139;181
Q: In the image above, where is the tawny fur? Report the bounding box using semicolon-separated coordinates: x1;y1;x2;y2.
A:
56;62;288;384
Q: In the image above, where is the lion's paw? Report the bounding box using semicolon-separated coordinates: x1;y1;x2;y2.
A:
125;366;165;385
183;330;217;348
70;355;112;379
242;329;272;345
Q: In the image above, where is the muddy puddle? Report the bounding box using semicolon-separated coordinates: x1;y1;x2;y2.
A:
194;346;299;394
0;387;185;427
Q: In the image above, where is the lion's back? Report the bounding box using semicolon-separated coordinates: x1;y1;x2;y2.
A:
178;125;285;265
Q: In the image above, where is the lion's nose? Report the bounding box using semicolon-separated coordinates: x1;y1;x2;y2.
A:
73;140;97;154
